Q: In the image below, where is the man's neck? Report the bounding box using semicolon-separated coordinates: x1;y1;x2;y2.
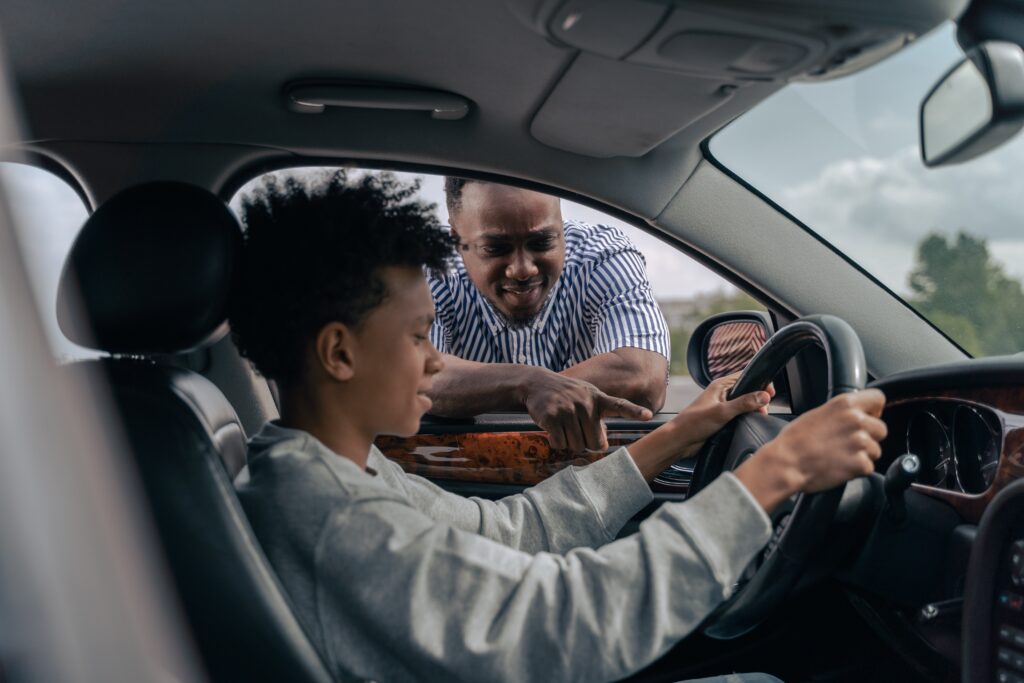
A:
278;385;373;470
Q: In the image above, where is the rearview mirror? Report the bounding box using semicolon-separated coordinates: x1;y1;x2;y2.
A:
921;41;1024;167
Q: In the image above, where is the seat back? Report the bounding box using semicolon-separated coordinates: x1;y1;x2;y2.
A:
57;182;333;683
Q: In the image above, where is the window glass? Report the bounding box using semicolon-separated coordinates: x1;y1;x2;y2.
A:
232;168;765;411
3;162;95;361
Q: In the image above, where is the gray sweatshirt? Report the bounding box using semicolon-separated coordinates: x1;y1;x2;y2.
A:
236;422;772;683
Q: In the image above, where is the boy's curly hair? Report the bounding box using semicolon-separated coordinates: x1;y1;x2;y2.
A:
229;169;453;382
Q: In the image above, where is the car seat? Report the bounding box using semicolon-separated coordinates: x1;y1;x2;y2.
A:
56;182;334;683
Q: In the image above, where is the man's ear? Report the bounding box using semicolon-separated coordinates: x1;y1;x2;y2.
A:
314;322;356;382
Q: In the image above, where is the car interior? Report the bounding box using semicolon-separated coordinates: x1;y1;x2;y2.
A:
3;0;1024;681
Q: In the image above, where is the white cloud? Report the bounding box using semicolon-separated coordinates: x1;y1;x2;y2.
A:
777;143;1024;294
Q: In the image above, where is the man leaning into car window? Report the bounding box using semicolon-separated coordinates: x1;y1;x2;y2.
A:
427;177;669;450
231;171;887;683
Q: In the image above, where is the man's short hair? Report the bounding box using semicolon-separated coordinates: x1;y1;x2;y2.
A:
444;175;486;217
230;170;453;383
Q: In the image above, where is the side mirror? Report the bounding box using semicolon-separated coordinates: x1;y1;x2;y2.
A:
686;311;773;388
921;41;1024;167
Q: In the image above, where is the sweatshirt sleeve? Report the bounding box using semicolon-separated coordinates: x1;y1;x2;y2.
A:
314;471;772;683
373;445;654;554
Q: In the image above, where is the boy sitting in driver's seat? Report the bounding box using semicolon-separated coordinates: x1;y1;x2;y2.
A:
230;170;886;683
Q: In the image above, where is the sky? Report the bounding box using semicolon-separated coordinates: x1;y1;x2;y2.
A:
11;19;1024;358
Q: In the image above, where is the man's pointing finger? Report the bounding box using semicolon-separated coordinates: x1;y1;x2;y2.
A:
599;394;653;421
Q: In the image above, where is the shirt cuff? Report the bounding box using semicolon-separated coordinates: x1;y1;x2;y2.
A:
571;446;654;540
669;471;773;596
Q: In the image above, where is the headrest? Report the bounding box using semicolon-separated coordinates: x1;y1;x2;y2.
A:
57;181;243;355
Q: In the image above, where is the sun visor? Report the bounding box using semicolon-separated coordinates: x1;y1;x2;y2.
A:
529;54;736;158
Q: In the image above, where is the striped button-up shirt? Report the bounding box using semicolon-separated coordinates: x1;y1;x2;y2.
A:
428;220;670;370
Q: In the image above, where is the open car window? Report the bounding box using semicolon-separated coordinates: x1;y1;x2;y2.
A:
231;167;767;413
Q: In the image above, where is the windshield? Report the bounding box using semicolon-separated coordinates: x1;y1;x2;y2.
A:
711;23;1024;358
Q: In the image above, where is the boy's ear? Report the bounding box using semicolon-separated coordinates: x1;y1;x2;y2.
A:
315;322;356;382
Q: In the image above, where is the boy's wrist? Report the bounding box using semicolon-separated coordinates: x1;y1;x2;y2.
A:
733;442;804;513
628;420;687;480
663;405;726;462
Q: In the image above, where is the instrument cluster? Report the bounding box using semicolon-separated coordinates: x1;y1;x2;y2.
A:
883;399;1002;494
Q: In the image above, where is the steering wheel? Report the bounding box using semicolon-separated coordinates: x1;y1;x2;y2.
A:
688;314;868;639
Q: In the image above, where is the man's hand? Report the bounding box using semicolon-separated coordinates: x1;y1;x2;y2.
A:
670;373;774;454
735;389;888;512
560;347;668;412
521;369;652;451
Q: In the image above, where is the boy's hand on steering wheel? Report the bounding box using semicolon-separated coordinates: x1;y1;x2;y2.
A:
736;388;888;512
671;372;774;453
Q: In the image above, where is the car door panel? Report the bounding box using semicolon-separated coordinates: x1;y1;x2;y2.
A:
376;415;690;536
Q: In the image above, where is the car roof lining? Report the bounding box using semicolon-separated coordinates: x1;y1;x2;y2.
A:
0;0;970;376
0;0;964;219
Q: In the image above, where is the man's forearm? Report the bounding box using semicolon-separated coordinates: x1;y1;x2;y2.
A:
427;354;538;416
561;348;667;411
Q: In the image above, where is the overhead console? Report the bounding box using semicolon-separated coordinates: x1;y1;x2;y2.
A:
505;0;967;157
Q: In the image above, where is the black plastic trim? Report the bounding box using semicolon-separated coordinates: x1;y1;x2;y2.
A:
871;356;1024;394
963;477;1024;682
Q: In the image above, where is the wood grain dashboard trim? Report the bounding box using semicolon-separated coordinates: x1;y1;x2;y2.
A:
375;430;687;493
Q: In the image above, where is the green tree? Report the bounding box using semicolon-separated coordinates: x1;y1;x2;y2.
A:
908;231;1024;356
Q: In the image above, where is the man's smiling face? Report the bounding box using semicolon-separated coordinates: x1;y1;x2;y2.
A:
449;183;565;324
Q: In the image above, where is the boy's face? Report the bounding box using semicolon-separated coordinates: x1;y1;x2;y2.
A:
350;265;443;437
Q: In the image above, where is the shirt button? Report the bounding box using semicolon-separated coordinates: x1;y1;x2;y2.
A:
517;353;527;363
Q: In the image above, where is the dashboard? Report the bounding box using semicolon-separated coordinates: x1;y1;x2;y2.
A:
881;398;1002;493
872;360;1024;682
873;359;1024;525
